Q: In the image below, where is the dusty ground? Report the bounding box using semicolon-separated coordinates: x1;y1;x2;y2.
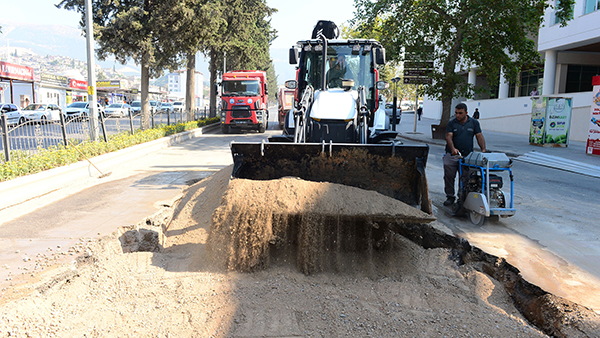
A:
0;167;598;337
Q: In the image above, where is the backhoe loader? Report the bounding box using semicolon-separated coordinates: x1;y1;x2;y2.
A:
230;20;431;213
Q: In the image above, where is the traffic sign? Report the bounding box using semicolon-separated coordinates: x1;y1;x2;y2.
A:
404;61;434;69
404;77;432;84
404;69;433;77
405;45;434;53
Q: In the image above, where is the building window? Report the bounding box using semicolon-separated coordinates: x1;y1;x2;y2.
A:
565;65;600;93
585;0;600;14
509;82;516;98
520;68;543;97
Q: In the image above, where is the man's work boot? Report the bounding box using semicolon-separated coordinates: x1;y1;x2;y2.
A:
443;196;455;206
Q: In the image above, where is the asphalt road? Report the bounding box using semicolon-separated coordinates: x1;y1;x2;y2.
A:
421;140;600;312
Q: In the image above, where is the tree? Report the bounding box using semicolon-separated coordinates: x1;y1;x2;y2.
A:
265;61;278;104
353;0;575;128
162;0;224;121
57;0;192;129
203;0;277;117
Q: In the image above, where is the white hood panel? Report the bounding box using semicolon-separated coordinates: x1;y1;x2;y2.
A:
310;89;357;120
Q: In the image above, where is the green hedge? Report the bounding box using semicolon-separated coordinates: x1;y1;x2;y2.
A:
0;117;219;182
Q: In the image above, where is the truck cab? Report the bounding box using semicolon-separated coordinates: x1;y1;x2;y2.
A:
277;86;295;129
220;70;269;133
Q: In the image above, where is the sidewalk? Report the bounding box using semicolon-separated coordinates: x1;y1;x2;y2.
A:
394;115;600;177
0;123;232;289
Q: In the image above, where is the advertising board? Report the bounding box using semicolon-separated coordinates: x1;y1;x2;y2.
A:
586;76;600;156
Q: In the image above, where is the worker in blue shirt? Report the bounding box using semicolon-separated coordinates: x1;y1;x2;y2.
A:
443;103;486;206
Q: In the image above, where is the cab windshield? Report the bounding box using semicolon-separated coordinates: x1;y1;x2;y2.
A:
222;80;260;96
300;44;374;93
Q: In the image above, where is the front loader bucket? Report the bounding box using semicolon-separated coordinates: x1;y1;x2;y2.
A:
230;142;431;214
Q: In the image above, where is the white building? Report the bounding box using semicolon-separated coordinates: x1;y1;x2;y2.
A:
423;0;600;142
167;70;204;108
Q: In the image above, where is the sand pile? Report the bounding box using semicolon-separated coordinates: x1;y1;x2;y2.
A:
207;177;435;274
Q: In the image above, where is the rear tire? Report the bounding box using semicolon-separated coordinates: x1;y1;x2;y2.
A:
221;125;229;134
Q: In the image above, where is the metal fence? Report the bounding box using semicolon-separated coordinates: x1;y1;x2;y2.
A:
1;107;210;164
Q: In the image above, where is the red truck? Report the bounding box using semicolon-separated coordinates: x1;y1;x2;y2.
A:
219;70;269;133
277;86;295;129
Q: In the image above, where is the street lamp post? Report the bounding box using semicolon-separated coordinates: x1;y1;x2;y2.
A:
390;77;401;131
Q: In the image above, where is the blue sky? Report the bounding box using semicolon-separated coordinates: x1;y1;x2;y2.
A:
2;0;357;83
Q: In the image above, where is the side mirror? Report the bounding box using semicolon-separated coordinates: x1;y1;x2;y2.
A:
289;47;298;65
264;83;268;95
285;80;298;90
375;47;386;65
376;81;389;90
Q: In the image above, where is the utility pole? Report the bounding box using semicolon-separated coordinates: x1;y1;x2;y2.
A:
85;0;99;141
391;77;401;131
413;84;419;133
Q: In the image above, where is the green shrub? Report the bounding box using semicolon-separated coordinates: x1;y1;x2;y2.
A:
0;118;219;182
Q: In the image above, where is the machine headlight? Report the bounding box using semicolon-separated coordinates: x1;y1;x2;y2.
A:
256;111;262;116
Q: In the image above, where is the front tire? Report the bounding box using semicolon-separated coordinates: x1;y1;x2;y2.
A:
221;125;229;134
258;122;266;133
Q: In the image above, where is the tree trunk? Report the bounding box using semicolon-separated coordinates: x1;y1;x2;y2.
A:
140;53;150;130
186;52;196;122
209;47;218;118
438;29;464;128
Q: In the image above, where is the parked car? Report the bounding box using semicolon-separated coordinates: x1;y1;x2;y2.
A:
22;103;64;123
64;102;105;120
172;101;185;113
104;103;131;118
401;102;415;113
160;102;174;113
150;100;160;114
130;100;142;115
384;102;402;124
0;103;25;125
130;100;160;115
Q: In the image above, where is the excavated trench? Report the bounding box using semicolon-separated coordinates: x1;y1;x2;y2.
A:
116;174;599;338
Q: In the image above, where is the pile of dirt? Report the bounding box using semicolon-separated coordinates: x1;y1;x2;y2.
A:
207;177;435;274
0;166;598;337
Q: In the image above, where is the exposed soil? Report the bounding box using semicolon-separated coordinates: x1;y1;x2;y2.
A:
0;166;598;337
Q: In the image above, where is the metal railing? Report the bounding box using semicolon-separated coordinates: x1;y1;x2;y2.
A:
1;106;210;164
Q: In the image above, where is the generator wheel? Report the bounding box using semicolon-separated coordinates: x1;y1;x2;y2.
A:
468;211;485;226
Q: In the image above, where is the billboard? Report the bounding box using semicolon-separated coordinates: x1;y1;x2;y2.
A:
0;61;34;81
586;76;600;156
529;96;572;146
